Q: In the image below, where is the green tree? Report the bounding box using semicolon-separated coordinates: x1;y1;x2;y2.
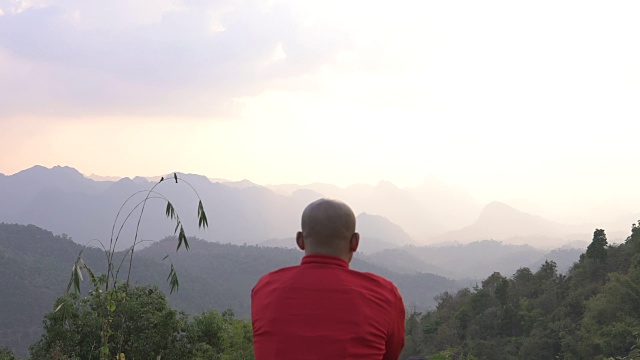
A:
399;309;423;359
626;221;640;246
585;228;608;262
187;309;255;359
0;347;18;360
580;253;640;358
31;286;256;360
218;309;254;360
30;285;190;360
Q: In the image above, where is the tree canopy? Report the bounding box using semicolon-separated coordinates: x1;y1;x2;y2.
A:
401;222;640;360
29;284;254;360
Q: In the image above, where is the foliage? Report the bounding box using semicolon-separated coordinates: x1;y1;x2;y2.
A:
56;174;209;360
585;228;608;262
0;347;19;360
401;222;640;360
188;309;255;360
30;285;188;360
29;286;254;360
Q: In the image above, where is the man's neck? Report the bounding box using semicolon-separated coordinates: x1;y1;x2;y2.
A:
305;250;351;264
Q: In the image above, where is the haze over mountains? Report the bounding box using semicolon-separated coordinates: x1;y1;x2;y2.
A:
2;165;632;251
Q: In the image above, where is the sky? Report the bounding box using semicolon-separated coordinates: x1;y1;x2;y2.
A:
1;0;639;223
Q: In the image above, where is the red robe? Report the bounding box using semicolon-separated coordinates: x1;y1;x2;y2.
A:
252;254;405;360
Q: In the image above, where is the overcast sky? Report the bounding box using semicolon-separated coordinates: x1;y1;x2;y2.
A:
1;0;639;223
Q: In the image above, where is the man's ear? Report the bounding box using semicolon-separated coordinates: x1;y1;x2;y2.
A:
296;231;305;251
349;233;359;252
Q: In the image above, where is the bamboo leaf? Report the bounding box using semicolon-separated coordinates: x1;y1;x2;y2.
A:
54;296;72;323
73;265;81;293
76;265;83;281
165;201;175;220
162;255;169;261
171;274;179;293
177;226;189;251
166;265;174;282
83;264;99;290
197;200;209;229
168;264;179;294
66;266;75;293
174;219;180;235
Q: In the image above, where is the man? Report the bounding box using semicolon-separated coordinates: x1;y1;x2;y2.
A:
252;199;405;359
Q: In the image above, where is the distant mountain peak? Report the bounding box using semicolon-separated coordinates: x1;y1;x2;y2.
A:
132;176;150;184
484;201;513;210
87;174;121;182
376;180;399;190
356;212;412;245
222;179;259;189
433;201;586;247
477;201;547;224
17;165;84;178
51;165;79;172
14;165;48;176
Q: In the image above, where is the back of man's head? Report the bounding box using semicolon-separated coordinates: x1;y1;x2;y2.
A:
296;199;359;262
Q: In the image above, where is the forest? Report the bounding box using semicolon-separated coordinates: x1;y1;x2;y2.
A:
400;223;640;360
1;222;639;359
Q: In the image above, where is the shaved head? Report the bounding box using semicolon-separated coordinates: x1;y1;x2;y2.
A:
296;199;359;262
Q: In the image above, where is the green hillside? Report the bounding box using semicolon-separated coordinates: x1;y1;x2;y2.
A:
401;222;640;359
0;224;234;356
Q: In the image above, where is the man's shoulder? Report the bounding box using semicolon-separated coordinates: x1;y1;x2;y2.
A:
252;264;299;291
351;270;402;297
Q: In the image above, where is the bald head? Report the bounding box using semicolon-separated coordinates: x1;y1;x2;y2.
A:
296;199;359;262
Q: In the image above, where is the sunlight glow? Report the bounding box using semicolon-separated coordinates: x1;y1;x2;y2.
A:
1;0;639;227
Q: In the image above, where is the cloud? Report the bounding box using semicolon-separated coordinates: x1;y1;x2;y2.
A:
0;0;348;117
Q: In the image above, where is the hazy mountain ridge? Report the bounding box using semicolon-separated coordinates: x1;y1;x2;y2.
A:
0;165;620;250
1;166;307;250
357;212;412;245
363;248;455;277
364;240;584;280
434;201;594;247
268;177;482;240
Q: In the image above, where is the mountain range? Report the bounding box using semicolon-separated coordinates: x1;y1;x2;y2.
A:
0;165;623;250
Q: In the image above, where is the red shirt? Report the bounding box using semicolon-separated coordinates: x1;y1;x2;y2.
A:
252;254;405;360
